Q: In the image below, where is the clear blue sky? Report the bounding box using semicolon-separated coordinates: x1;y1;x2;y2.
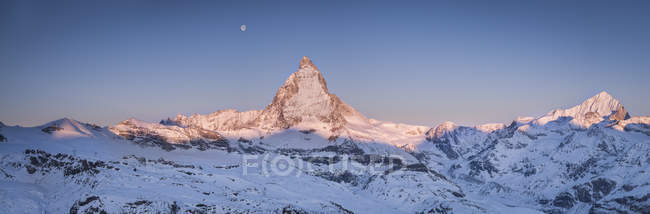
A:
1;0;649;127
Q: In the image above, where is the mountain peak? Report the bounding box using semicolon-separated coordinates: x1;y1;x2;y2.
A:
40;117;98;138
426;121;457;139
255;56;364;131
576;91;622;116
535;91;628;126
596;90;613;98
299;56;318;71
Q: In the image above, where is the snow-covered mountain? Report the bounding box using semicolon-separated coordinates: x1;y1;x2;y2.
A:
534;91;630;128
161;56;428;146
419;91;650;214
0;57;648;213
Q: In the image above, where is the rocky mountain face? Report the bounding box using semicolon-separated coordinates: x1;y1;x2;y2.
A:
166;56;367;136
254;56;365;132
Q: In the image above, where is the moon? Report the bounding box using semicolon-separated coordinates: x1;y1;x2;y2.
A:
240;24;246;32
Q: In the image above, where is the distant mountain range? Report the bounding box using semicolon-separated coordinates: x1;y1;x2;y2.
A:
0;57;648;213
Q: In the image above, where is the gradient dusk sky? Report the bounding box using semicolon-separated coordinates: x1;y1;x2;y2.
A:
1;0;649;127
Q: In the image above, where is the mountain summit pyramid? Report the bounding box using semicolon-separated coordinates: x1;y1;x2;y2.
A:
255;56;366;131
163;56;380;137
535;91;631;127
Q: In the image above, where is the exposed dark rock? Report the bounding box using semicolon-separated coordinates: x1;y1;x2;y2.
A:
178;170;195;176
330;202;354;214
169;201;180;214
589;194;650;214
512;158;537;177
126;200;152;207
281;205;308;214
0;134;6;142
24;149;107;177
316;140;364;155
612;194;650;213
573;183;592;203
87;123;102;131
185;203;218;214
622;184;636;192
469;159;498;177
214;164;238;169
69;196;106;214
328;135;338;142
566;158;597;180
0;168;14;178
479;182;512;195
567;178;617;205
588;203;623;214
420;204;453;214
299;129;316;134
405;163;429;172
237;144;266;154
237;137;252;144
591;178;616;200
64;159;106;176
189;139;230;151
552;192;575;209
314;171;359;185
302;156;342;165
41;125;63;134
494;121;518;139
351;154;400;166
538;199;551;205
26;165;36;174
543;208;564;214
276;148;309;156
451;191;465;198
430;138;459;160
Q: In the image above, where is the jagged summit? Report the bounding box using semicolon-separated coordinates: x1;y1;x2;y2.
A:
575;91;621;116
255;56;364;131
299;56;318;71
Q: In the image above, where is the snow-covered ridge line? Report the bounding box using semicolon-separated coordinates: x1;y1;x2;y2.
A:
111;56;650;151
426;90;645;143
146;56;429;147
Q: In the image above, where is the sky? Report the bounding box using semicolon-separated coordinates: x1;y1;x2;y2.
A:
1;0;649;127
